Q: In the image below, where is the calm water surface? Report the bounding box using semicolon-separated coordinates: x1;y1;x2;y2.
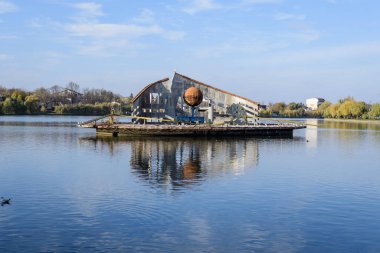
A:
1;116;380;252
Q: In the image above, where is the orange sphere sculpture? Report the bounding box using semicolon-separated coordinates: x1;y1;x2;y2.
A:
183;87;203;107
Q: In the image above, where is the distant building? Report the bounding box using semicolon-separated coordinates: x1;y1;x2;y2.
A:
259;104;267;110
57;88;84;104
306;98;325;110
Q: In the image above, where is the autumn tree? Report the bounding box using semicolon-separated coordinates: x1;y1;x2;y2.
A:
24;94;40;114
369;104;380;119
82;88;120;104
270;102;286;115
34;87;51;104
2;97;15;114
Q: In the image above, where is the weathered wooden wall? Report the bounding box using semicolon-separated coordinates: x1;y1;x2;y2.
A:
132;73;260;121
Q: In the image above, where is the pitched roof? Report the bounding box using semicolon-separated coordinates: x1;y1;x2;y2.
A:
131;73;260;106
131;77;170;103
175;72;259;105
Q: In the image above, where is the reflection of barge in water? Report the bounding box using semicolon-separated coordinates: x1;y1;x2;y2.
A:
80;121;306;137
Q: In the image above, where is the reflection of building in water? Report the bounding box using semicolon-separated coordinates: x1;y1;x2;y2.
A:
305;119;318;149
130;138;259;189
78;137;259;190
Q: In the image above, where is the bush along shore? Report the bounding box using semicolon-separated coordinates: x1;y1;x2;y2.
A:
259;97;380;120
0;83;132;116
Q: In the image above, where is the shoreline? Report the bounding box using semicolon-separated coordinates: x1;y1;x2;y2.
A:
2;114;380;124
0;113;111;117
261;117;380;123
323;118;380;124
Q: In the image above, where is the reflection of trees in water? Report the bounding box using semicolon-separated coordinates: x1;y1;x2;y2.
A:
79;137;260;190
315;119;380;131
307;119;380;149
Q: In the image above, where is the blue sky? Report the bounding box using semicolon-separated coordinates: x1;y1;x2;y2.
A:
0;0;379;103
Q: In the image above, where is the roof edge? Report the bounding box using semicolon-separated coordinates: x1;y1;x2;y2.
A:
131;77;170;103
174;72;259;105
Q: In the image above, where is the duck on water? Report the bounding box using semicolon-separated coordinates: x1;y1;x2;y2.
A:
1;197;11;206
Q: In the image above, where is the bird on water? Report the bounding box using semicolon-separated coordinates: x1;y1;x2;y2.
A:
1;197;11;206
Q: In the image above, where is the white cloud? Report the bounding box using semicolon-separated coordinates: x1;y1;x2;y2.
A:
183;0;220;14
132;9;185;40
193;39;286;58
36;51;69;68
272;12;319;42
283;30;320;42
76;42;118;56
133;9;155;24
263;42;380;65
241;0;282;5
0;34;16;39
274;12;305;21
69;2;104;24
0;0;17;14
0;53;10;60
72;2;103;19
62;3;185;55
164;30;186;41
65;23;163;38
191;28;356;62
26;17;45;28
181;0;282;14
65;23;185;55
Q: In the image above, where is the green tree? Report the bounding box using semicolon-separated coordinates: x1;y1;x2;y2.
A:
258;109;272;118
350;101;367;118
287;102;303;110
326;104;340;118
15;94;26;114
40;105;47;113
336;99;367;119
338;96;354;104
270;102;286;115
11;90;27;100
24;94;40;114
338;100;351;118
369;104;380;119
317;101;331;117
2;97;15;114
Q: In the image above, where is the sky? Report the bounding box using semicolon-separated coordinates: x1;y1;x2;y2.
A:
0;0;379;104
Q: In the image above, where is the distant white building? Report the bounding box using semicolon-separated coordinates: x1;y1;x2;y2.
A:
306;98;325;110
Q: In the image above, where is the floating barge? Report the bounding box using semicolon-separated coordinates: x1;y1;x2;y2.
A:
80;121;306;137
79;75;307;137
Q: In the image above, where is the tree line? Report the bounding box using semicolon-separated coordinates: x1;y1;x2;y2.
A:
259;97;380;120
0;82;133;115
2;82;379;119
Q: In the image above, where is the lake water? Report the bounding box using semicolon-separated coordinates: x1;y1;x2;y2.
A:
1;116;380;252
